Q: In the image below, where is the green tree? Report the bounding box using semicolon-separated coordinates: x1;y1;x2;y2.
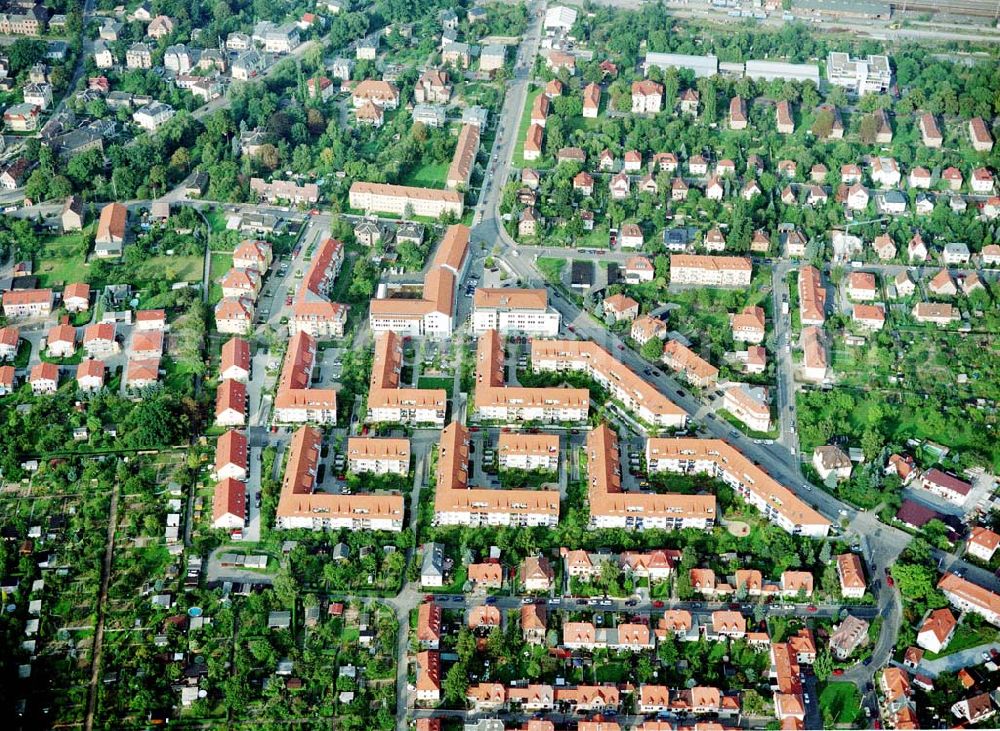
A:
814;651;833;681
641;336;665;361
455;626;475;665
443;662;469;704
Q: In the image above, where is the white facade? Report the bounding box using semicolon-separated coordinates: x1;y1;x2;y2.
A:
369;310;453;338
472;308;560;337
435;507;559;528
826;52;891;95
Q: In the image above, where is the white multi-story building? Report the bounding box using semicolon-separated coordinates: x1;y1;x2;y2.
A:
498;433;559;471
347;437;410;475
669;255;753;287
938;573;1000;627
646;438;831;537
472;288;561;336
349;182;463;219
826;52;891;95
723;384;771;433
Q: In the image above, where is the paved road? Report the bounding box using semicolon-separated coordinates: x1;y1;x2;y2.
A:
770;260;801;458
916;641;1000;677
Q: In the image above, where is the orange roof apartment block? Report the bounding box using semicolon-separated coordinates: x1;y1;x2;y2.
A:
531;339;687;428
434;422;559;528
475;329;589;423
798;265;826;325
646;438;830;537
587;424;716;531
273;331;337;424
220;337;251;382
349;181;463;219
212;477;246;529
275;426;404;531
291;237;348;338
661;339;719;389
446;123;480;190
367;331;447;426
346;437;410;476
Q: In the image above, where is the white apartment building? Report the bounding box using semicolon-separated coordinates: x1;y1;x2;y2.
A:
826;52;891;95
669;255;753;287
472;288;561;337
497;433;559;472
349;182;463;219
346;437;410;475
723;384;771;433
645;438;831;537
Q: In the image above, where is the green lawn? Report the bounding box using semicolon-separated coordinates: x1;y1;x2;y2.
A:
536;257;566;285
34;229;92;287
417;376;454;397
400;161;449;189
575;225;610;250
203;208;232;234
135;254;204;285
819;682;862;726
209;252;231;304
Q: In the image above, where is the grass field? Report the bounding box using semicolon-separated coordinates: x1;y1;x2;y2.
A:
401;161;450;189
209;253;231;304
203;208;230;234
536;257;566;285
818;682;862;726
135;254;204;285
575;225;610;249
34;229;91;287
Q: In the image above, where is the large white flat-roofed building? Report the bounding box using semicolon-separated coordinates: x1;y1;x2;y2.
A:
543;4;577;30
349;182;464;219
472;288;561;336
645;438;831;537
826;52;891;95
643;52;718;78
744;60;820;85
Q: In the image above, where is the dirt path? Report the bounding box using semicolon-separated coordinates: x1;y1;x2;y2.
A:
84;477;121;731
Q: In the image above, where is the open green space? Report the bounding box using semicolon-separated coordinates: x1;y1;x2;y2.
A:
400;160;449;189
209;252;231;303
536;257;566;285
34;229;91;287
818;682;863;726
135;254;204;284
575;225;610;250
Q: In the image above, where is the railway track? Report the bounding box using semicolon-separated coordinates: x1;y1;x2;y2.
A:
893;0;1000;20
